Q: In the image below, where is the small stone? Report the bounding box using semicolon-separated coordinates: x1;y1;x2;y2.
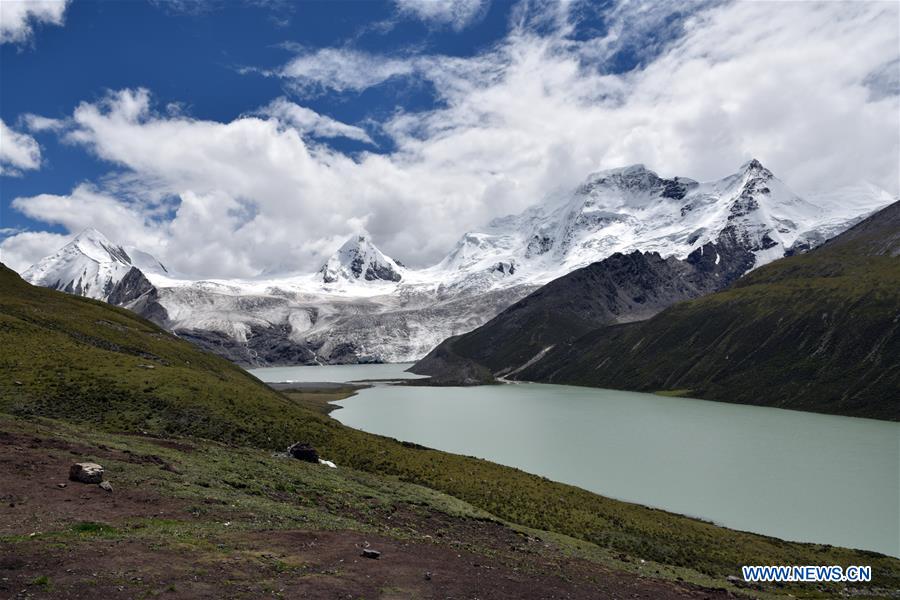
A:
14;381;23;386
69;462;104;484
99;481;113;493
361;549;381;559
424;571;432;581
56;483;67;489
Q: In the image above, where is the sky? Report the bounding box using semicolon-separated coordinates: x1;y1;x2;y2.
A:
1;0;898;278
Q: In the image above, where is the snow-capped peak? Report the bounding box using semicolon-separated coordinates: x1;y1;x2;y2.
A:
22;228;166;301
430;159;893;290
65;227;128;264
739;158;771;176
318;231;404;284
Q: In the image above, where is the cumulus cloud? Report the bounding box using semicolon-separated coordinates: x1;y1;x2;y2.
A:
256;98;374;144
394;0;489;31
0;230;69;272
5;0;898;278
0;0;69;44
0;119;42;176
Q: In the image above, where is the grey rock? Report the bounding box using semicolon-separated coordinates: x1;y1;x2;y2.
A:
361;549;381;559
99;481;113;493
69;462;104;484
107;266;155;306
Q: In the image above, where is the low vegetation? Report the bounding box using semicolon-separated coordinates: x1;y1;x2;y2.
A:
2;263;898;596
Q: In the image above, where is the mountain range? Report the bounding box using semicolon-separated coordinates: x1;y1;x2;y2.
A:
19;160;892;366
413;201;900;420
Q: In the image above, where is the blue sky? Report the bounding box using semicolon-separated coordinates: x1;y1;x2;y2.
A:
1;0;897;277
0;0;513;225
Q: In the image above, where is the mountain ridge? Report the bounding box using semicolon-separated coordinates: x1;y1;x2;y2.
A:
414;202;900;420
19;162;892;366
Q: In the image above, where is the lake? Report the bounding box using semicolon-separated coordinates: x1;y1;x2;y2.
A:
251;364;900;557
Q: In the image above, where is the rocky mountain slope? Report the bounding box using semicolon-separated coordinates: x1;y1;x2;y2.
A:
413;232;756;383
418;202;900;420
20;161;890;365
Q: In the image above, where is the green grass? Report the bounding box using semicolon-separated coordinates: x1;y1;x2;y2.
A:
2;263;898;594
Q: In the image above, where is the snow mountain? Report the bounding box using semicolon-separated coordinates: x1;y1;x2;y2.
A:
19;161;892;366
22;228;167;304
433;159;871;290
319;231;405;284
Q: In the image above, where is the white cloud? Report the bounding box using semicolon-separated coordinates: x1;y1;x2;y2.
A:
0;230;69;272
6;0;898;278
256;98;374;144
277;47;417;94
394;0;489;31
11;184;159;243
0;0;69;44
22;113;67;132
0;119;42;176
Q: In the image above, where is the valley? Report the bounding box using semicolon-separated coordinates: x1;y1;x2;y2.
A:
4;3;899;598
3;263;899;598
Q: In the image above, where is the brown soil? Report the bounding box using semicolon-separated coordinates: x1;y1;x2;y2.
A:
0;428;739;599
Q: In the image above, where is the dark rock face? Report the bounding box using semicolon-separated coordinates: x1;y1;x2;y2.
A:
526;234;553;257
578;166;698;201
408;335;496;385
126;286;171;327
492;261;516;275
287;442;319;463
107;267;155;305
365;261;402;282
661;177;692;200
175;326;318;368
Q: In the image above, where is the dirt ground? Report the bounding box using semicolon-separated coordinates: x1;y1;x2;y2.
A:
0;427;740;599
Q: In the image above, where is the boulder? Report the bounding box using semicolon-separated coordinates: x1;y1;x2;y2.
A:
287;442;319;463
361;549;381;559
69;463;104;484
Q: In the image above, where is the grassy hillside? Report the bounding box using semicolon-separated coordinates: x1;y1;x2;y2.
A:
2;263;898;594
521;203;900;420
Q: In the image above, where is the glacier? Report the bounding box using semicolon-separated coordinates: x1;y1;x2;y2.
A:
18;160;893;366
